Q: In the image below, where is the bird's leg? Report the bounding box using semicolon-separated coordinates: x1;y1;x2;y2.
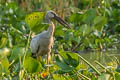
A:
47;51;51;65
36;56;39;61
47;49;51;71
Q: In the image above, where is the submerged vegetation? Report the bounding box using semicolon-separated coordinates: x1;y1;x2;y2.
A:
0;0;120;80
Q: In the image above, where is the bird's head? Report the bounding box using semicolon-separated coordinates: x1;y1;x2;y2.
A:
45;10;71;29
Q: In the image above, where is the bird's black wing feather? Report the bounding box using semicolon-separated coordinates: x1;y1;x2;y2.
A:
36;45;40;53
31;45;40;59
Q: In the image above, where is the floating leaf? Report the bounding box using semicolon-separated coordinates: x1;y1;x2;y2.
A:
56;51;80;73
9;47;25;62
69;13;82;23
25;12;44;28
82;8;97;24
56;56;74;72
0;37;7;48
0;57;10;75
93;16;107;32
23;57;42;73
25;12;49;33
115;72;120;80
55;26;64;36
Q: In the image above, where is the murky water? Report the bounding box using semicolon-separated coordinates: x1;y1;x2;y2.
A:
79;50;120;65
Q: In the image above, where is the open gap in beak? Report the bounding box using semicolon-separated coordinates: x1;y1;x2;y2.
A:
54;15;71;29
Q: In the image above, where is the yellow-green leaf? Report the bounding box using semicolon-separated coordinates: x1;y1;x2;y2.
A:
23;57;42;73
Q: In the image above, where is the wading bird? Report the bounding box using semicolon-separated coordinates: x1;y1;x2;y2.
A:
30;11;70;65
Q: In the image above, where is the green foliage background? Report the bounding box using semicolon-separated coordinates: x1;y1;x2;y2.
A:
0;0;120;80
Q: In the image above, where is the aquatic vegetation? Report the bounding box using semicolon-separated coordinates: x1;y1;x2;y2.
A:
0;0;120;79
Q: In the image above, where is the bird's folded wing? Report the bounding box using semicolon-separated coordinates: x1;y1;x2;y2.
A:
30;38;39;53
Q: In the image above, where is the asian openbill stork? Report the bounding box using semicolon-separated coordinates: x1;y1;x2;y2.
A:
30;11;70;65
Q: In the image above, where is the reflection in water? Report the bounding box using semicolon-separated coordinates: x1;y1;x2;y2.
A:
79;50;120;66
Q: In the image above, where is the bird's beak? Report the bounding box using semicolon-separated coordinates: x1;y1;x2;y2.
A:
54;15;71;29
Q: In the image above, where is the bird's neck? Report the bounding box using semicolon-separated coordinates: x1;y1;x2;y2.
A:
47;21;55;38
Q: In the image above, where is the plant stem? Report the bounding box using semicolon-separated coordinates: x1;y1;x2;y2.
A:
75;53;101;75
77;72;91;80
95;61;113;75
23;31;32;65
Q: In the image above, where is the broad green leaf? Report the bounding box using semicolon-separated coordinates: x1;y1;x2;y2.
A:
66;54;79;67
25;12;45;28
25;12;49;33
0;57;10;75
69;13;82;23
114;24;120;33
10;47;25;62
59;51;80;63
79;24;91;36
115;72;120;80
82;8;96;24
56;56;74;72
60;52;80;68
0;37;7;48
31;23;49;33
6;2;18;10
56;51;80;73
23;57;42;73
55;26;64;36
56;70;66;74
93;16;107;32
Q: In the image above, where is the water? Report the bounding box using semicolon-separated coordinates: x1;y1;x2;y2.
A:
79;50;120;65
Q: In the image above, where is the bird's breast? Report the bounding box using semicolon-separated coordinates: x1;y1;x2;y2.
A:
37;36;54;56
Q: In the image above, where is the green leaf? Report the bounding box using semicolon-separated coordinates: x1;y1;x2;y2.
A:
23;57;42;73
25;12;49;33
55;26;64;36
61;52;79;68
93;16;107;32
56;56;74;72
10;47;25;62
0;57;10;75
25;12;45;28
79;24;91;36
69;13;82;23
82;8;97;24
114;24;120;33
0;37;7;48
66;54;79;67
56;51;80;73
6;2;18;10
31;23;49;33
115;72;120;80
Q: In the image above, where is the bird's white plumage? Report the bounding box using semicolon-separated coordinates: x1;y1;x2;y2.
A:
30;23;54;56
